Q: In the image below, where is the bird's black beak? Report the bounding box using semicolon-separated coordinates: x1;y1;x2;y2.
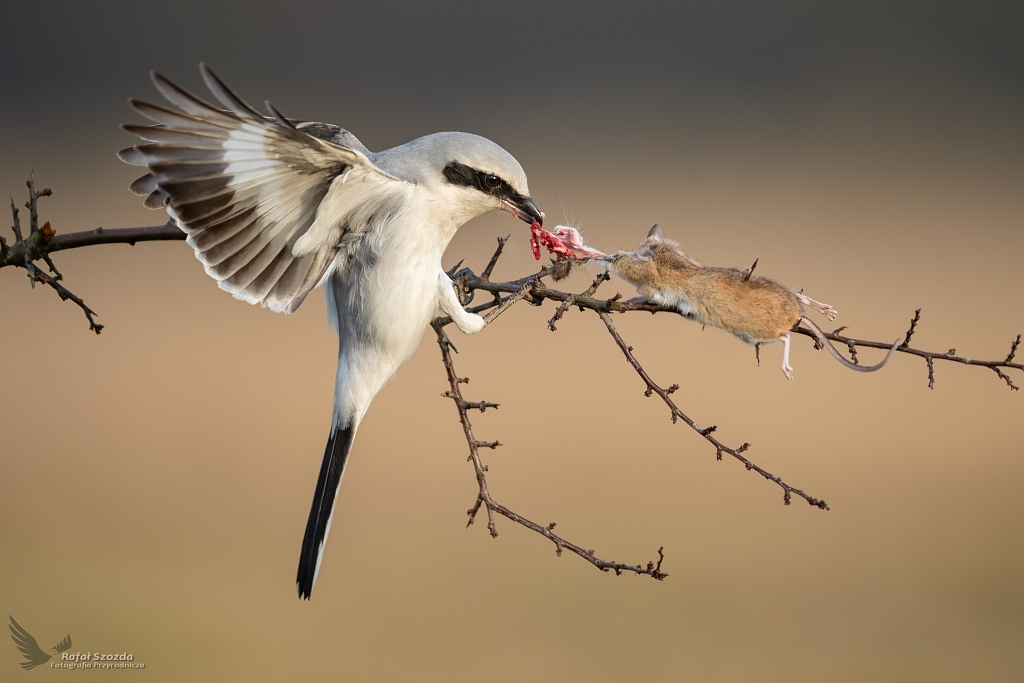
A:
517;196;543;226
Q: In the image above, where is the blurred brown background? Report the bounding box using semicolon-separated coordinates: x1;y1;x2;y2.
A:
1;1;1022;680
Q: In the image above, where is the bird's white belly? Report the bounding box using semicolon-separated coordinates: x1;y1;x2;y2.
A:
327;220;447;423
360;246;441;362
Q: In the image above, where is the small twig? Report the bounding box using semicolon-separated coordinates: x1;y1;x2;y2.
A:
548;272;611;331
992;367;1020;391
25;173;52;236
1006;335;1021;364
547;273;610;331
9;198;36;285
902;309;922;348
31;268;103;334
41;253;62;280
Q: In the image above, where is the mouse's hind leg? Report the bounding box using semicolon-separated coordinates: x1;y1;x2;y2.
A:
779;332;795;382
795;293;838;321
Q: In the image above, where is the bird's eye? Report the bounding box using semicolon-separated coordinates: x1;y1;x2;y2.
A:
483;174;501;190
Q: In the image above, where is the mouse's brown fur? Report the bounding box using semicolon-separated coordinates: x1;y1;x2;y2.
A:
601;224;899;380
604;227;802;344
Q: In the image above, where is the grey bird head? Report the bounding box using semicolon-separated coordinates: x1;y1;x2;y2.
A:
371;131;544;228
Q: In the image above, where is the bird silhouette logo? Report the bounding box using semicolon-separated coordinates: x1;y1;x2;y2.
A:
8;616;72;671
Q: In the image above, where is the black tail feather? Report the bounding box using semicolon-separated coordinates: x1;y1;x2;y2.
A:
296;421;355;600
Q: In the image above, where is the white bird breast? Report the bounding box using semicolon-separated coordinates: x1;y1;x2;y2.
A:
326;196;457;423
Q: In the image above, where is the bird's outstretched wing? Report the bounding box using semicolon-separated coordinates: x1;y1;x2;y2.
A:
118;64;410;313
52;634;73;653
8;616;52;670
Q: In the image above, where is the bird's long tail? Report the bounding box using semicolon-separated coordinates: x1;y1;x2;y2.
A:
296;419;357;600
799;316;901;373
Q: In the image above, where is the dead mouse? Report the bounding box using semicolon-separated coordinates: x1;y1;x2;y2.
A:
599;224;900;381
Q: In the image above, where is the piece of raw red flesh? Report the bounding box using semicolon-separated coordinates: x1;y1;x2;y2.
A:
529;220;606;261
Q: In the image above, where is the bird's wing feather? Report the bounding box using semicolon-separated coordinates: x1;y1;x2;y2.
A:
9;617;52;669
118;64;409;313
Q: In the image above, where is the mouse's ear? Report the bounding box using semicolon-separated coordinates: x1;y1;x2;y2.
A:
647;224;663;242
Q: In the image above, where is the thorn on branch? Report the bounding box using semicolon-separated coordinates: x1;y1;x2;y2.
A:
480;234;510;281
445;258;465;277
42;253;62;279
742;258;758;281
9;197;22;241
437;326;459;353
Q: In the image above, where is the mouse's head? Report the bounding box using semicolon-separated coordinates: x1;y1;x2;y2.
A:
598;224;704;294
600;223;693;273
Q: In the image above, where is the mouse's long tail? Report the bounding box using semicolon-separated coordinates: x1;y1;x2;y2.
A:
799;316;900;373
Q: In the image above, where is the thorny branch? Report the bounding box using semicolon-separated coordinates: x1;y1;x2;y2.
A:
432;317;668;580
8;178;1023;582
792;311;1023;391
2;175;184;333
432;235;1022;535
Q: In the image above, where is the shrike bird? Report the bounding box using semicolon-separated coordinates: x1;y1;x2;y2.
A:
118;64;543;599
